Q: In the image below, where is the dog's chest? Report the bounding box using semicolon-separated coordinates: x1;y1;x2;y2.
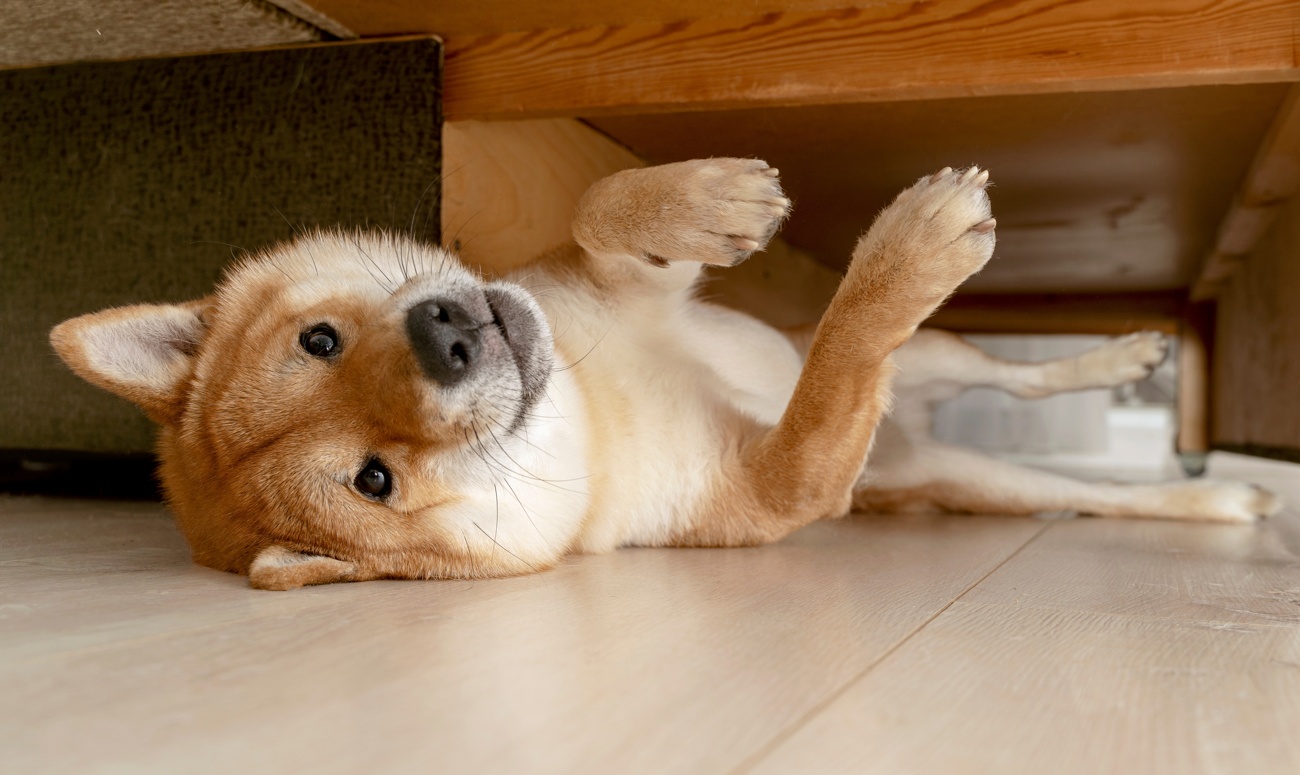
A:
541;288;802;551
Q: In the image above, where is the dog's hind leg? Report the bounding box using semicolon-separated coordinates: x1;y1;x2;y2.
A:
867;329;1278;522
855;433;1281;523
890;328;1170;439
673;167;997;546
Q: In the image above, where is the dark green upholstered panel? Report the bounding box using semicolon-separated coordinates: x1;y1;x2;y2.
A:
0;38;442;454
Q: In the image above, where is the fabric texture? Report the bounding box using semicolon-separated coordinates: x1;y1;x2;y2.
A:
1;38;443;452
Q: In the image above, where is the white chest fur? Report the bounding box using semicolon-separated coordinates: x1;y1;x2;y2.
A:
531;276;804;552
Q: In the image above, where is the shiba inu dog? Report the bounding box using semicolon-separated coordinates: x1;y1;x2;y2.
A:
51;160;1280;590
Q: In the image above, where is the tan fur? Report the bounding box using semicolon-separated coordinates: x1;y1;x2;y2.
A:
50;160;1278;589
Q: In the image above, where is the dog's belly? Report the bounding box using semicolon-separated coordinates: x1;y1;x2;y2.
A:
681;301;803;426
535;286;803;552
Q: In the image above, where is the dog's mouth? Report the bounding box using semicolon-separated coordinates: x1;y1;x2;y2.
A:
482;284;553;418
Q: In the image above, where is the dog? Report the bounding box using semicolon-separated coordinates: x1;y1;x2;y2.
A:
51;160;1281;590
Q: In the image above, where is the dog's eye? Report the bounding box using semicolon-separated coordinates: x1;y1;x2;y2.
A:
300;324;339;357
354;458;392;500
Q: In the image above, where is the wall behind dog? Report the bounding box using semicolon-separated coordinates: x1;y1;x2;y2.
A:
0;39;442;455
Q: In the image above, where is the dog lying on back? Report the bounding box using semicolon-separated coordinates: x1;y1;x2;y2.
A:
51;161;1280;589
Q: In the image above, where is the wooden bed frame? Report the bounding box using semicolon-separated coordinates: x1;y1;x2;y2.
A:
367;0;1300;467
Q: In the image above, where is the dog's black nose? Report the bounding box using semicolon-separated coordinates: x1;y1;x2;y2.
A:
406;299;483;386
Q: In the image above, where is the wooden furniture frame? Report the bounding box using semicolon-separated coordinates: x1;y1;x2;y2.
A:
77;0;1300;462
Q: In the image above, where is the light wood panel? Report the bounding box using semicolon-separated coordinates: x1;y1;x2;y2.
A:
4;454;1296;772
957;514;1300;626
752;600;1300;775
442;119;644;274
437;0;1300;120
443;117;841;327
591;86;1288;291
755;495;1300;774
1213;185;1300;462
1193;85;1300;300
0;497;1042;773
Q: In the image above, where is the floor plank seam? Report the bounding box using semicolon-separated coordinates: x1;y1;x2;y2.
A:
726;519;1057;775
951;596;1300;629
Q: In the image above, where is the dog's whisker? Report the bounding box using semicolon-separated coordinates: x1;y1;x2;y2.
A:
471;521;540;575
552;325;611;373
351;233;397;292
445;206;487;254
460;530;479;586
501;476;554;553
489;482;501;564
467;418;587;492
407;173;443;244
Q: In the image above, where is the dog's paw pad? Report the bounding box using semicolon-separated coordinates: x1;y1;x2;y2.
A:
1083;331;1170;385
694;159;792;265
859;166;996;298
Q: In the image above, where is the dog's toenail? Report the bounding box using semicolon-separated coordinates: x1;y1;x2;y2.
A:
731;237;761;251
972;218;996;234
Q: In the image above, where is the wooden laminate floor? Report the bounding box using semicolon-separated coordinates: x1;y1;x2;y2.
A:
3;453;1299;774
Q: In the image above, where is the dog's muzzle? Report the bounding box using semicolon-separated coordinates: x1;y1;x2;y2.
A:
404;285;554;420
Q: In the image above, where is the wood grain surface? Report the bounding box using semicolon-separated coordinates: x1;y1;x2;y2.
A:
927;292;1184;335
440;0;1300;120
442;117;841;327
1193;85;1300;299
1;498;1042;773
442;118;643;274
591;85;1287;291
1213;189;1300;459
752;601;1300;775
291;0;1038;38
2;453;1296;772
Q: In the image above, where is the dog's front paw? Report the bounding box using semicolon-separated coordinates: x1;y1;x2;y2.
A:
672;158;791;266
574;158;790;268
853;166;995;301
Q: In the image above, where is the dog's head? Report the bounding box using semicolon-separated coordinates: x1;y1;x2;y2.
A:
51;232;589;589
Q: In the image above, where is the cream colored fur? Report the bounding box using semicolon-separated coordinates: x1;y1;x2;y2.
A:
50;160;1281;589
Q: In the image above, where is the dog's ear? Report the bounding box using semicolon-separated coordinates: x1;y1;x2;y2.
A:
50;299;212;425
248;545;359;590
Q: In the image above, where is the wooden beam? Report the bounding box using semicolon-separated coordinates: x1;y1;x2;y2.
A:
1192;84;1300;300
927;292;1183;336
1212;188;1300;460
443;0;1300;120
1175;303;1214;475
